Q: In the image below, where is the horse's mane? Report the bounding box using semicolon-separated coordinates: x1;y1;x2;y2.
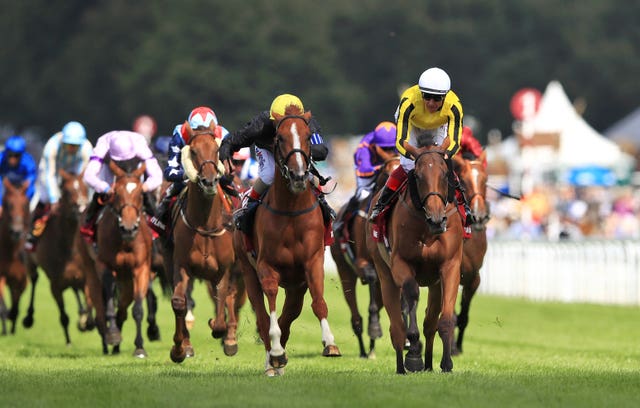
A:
461;151;477;161
111;158;141;174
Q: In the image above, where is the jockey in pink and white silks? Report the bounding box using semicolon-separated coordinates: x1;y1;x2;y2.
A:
80;130;163;242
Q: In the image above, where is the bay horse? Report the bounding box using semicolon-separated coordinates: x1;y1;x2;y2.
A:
452;151;489;355
367;144;463;374
330;147;399;358
234;105;341;376
23;169;94;344
167;121;236;363
0;178;30;335
85;159;153;357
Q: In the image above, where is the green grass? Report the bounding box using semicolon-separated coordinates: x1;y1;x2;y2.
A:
1;265;639;408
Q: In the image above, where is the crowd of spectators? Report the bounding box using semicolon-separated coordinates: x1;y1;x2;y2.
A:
487;183;640;241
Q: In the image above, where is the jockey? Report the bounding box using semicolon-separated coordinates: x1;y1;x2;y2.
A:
25;121;93;250
0;135;37;216
150;106;230;233
80;130;163;242
369;67;469;222
334;121;398;237
218;93;335;230
233;147;258;185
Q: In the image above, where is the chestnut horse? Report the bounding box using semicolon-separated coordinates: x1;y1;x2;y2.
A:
167;122;235;363
23;169;93;344
330;147;399;358
367;144;463;374
85;160;153;357
234;105;341;376
0;178;30;335
452;151;489;355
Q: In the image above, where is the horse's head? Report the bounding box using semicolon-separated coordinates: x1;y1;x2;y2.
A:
182;121;224;196
108;160;146;241
1;177;30;241
453;151;490;230
59;169;89;218
374;145;400;188
405;144;450;234
272;106;313;194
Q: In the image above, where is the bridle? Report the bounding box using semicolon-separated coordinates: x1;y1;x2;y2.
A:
189;130;223;194
413;151;448;210
274;115;311;183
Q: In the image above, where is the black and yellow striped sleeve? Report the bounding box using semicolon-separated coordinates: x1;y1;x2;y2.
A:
396;97;413;157
445;101;463;157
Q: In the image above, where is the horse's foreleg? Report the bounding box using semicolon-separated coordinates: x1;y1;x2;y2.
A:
241;261;270;351
257;263;287;368
455;271;480;355
170;267;191;363
438;265;461;373
8;272;27;334
102;271;121;347
0;280;7;335
222;270;241;356
132;265;150;358
305;260;341;358
377;260;406;374
278;286;306;349
402;279;424;372
51;285;71;345
367;279;383;356
145;278;161;341
208;271;229;340
423;282;442;372
113;278;133;355
22;263;38;329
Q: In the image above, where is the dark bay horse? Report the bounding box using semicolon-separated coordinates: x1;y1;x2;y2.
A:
167;122;236;363
23;169;93;344
85;160;153;357
234;105;341;376
330;147;399;358
0;178;30;335
452;151;489;355
367;144;463;374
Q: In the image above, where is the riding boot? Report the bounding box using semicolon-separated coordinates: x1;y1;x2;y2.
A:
368;185;394;223
234;196;260;233
318;193;336;224
333;195;359;236
80;194;102;242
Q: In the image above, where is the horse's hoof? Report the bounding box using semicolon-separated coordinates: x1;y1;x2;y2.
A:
77;314;89;332
208;319;226;339
404;353;424;373
269;352;288;369
84;318;96;332
22;315;34;329
170;346;186;363
147;324;161;342
368;321;382;339
223;342;238;357
111;345;121;355
185;345;195;358
106;328;122;346
133;348;147;359
367;350;377;360
322;345;342;357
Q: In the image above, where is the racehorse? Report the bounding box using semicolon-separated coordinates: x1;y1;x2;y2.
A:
167;121;236;363
85;159;153;357
234;105;341;376
23;169;93;344
0;178;30;335
367;144;463;374
330;147;399;358
452;151;489;355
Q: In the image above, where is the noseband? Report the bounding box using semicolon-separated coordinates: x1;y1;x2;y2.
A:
274;115;311;182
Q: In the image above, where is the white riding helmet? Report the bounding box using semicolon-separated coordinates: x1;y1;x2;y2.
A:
418;67;451;95
61;121;87;145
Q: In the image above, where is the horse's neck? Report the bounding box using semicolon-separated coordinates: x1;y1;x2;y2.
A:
186;184;223;225
270;175;314;208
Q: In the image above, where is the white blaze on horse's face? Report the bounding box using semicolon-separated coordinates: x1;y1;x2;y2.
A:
290;122;305;169
126;182;137;194
73;179;79;191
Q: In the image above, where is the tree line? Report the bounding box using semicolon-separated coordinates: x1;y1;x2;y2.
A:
1;0;638;145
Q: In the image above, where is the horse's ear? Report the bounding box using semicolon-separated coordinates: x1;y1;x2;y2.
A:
272;112;283;123
403;141;419;160
183;121;194;143
59;168;71;181
132;162;146;179
108;159;125;178
303;111;312;123
479;149;487;164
